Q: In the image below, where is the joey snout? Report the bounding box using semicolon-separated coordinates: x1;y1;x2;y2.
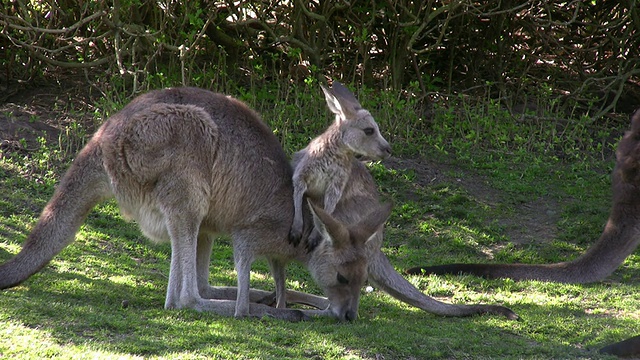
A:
380;143;392;158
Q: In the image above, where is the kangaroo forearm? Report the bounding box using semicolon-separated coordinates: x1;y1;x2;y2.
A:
202;286;329;309
285;290;329;309
323;190;341;214
292;182;306;229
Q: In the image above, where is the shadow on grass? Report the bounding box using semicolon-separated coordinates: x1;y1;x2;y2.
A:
0;152;632;359
1;272;628;359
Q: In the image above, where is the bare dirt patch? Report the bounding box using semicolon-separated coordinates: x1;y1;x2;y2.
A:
0;80;99;156
382;156;561;246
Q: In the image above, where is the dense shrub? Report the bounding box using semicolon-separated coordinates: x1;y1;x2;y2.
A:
2;0;639;115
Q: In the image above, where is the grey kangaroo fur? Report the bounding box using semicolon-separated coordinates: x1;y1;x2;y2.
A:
0;86;517;322
289;81;391;245
406;108;640;284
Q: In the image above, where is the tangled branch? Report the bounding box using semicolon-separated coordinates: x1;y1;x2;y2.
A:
1;0;638;115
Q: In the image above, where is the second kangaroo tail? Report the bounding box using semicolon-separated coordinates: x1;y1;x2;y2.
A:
599;335;640;357
404;262;579;282
0;141;112;289
405;210;640;284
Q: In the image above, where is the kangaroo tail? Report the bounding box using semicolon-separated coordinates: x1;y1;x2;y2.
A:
599;335;640;357
404;262;581;282
0;141;111;289
368;246;518;319
405;213;640;284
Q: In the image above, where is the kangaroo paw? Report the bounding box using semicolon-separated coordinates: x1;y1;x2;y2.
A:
292;309;311;322
256;291;277;307
288;228;302;246
259;307;310;322
306;228;322;251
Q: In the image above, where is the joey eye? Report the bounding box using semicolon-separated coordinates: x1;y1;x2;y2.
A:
363;127;375;136
337;273;349;284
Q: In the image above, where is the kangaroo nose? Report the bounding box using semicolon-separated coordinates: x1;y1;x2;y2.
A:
344;309;358;322
382;145;392;158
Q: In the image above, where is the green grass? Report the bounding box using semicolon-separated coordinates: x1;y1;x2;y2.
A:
0;82;638;359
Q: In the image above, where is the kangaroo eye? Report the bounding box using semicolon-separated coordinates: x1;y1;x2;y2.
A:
363;127;375;136
337;273;349;284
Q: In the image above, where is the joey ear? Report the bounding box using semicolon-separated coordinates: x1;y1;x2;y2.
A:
321;81;362;120
350;201;393;246
330;81;362;109
630;108;640;135
307;199;349;248
320;84;342;116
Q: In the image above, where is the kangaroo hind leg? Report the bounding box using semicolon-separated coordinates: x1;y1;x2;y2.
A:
161;209;238;318
196;233;275;302
150;177;218;313
163;209;204;310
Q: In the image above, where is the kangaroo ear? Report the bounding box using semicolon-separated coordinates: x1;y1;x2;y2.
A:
307;199;349;249
349;201;393;246
321;81;362;120
630;108;640;135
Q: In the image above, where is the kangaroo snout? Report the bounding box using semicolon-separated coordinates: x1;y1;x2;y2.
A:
356;138;392;161
369;141;392;161
330;304;359;322
380;142;392;158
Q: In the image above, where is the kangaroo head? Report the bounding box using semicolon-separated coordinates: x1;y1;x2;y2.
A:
321;81;391;160
306;199;393;321
616;108;640;186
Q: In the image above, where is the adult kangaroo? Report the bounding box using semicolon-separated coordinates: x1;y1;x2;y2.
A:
0;87;388;322
406;108;640;284
0;86;516;321
251;158;518;320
